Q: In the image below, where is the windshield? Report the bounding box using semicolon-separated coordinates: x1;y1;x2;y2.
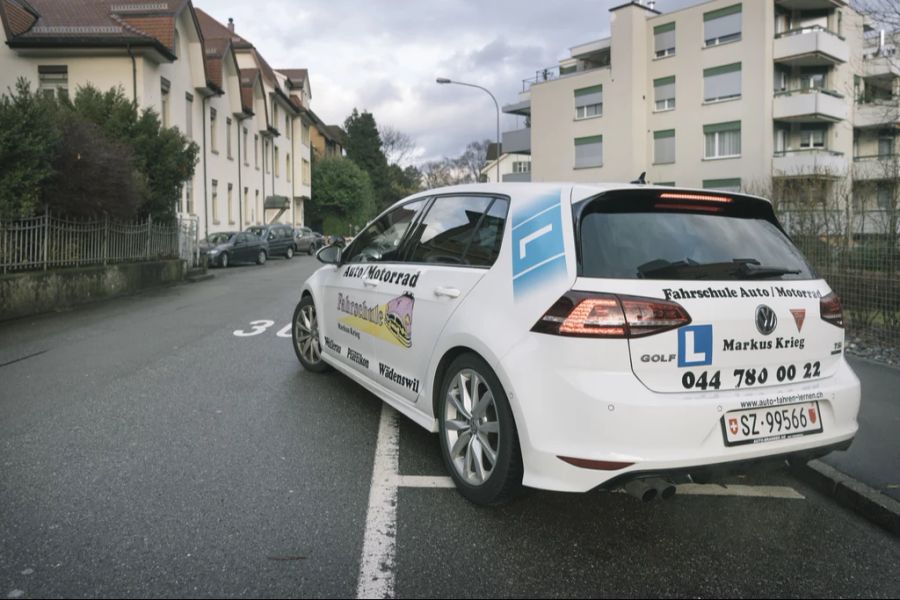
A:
206;232;235;245
577;191;815;281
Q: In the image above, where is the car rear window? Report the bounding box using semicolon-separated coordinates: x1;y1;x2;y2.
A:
576;190;814;280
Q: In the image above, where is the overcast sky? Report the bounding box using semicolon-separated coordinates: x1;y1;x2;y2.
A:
196;0;695;165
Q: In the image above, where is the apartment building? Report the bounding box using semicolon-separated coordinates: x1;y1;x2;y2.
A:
0;0;328;238
501;0;899;211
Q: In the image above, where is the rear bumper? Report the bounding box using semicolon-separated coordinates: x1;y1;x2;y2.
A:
499;337;861;493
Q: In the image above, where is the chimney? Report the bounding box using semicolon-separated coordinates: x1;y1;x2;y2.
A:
228;18;235;33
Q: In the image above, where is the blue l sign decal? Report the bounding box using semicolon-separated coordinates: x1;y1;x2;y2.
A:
678;325;713;367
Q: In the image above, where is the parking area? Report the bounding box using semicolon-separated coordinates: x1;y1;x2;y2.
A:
1;256;899;598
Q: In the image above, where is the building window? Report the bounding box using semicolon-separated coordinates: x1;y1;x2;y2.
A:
275;146;280;177
512;161;531;173
160;78;171;128
302;159;311;185
265;140;271;173
255;190;260;224
654;129;676;164
244;187;250;224
704;121;741;158
878;132;895;157
574;135;603;168
654;76;675;111
185;178;194;215
799;69;826;91
185;93;193;140
38;65;68;99
243;128;249;165
704;63;741;102
302;123;310;146
704;4;742;47
210;108;218;153
272;100;278;130
800;127;826;149
703;178;741;192
286;154;291;182
226;117;233;159
211;180;219;224
654;22;676;58
227;183;234;224
285;115;291;139
656;181;675;186
254;134;259;169
876;183;894;209
574;85;603;119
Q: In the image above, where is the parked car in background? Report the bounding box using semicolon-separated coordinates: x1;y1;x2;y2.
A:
294;227;325;255
247;224;296;259
201;231;269;268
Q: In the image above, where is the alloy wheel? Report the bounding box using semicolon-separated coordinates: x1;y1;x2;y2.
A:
294;304;321;365
443;369;501;486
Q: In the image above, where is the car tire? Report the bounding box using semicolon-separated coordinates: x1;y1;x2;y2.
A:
308;243;315;256
292;295;331;373
220;252;229;268
257;250;267;265
286;246;294;260
438;353;523;506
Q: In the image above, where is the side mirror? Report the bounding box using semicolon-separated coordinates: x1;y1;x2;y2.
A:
317;244;342;265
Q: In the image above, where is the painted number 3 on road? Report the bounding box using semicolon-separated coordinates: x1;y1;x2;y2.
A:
233;320;292;338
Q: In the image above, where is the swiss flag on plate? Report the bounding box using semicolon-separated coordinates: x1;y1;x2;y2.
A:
729;418;738;435
809;408;817;424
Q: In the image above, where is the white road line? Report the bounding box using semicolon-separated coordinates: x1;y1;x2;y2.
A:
356;405;400;600
396;475;455;489
676;483;805;499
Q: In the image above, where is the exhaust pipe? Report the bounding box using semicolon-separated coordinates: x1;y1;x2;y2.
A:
653;478;677;500
623;479;657;502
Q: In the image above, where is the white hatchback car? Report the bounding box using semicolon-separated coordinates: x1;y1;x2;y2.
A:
292;183;860;505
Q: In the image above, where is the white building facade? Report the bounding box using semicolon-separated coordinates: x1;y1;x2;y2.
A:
0;0;315;238
501;0;899;210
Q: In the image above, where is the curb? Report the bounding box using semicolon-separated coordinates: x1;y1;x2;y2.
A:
185;273;214;283
791;459;900;536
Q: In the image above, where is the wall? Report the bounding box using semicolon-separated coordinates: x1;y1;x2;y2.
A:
0;260;184;321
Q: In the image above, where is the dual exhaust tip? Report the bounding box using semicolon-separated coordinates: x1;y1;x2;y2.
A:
623;477;677;502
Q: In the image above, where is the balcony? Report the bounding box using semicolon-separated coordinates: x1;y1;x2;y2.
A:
864;55;900;79
503;172;531;183
773;89;848;123
773;149;848;177
774;27;848;67
852;155;900;180
502;127;531;154
854;102;900;129
775;0;845;9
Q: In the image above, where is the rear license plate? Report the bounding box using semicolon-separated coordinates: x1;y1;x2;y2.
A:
722;402;823;447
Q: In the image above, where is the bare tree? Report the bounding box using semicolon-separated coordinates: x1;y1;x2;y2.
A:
378;125;416;166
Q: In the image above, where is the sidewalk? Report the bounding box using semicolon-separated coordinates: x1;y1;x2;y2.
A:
792;355;900;534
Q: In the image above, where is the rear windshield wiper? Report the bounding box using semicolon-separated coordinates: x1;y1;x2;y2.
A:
637;258;800;280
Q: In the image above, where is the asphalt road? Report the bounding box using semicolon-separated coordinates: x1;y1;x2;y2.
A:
1;256;899;598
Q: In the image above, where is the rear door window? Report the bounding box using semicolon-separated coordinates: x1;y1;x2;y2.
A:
577;190;814;280
406;196;509;267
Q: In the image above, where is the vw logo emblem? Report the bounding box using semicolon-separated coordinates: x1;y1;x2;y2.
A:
755;305;777;336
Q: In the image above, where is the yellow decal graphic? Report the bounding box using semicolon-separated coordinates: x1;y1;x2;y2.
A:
337;292;414;348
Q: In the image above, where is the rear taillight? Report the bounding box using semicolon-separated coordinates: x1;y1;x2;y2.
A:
532;292;691;338
820;292;844;328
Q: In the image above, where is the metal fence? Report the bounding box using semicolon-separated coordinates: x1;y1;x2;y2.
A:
778;207;900;362
0;210;183;274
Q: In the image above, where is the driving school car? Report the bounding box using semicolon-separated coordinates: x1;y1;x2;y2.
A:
290;183;860;506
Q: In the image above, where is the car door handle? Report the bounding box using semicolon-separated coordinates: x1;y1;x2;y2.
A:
363;278;379;288
434;286;461;299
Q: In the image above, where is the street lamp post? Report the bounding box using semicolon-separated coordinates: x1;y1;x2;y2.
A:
436;77;501;183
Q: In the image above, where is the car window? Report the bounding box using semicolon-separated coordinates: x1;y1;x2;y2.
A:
577;190;814;280
464;198;509;267
406;196;497;265
344;199;427;263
